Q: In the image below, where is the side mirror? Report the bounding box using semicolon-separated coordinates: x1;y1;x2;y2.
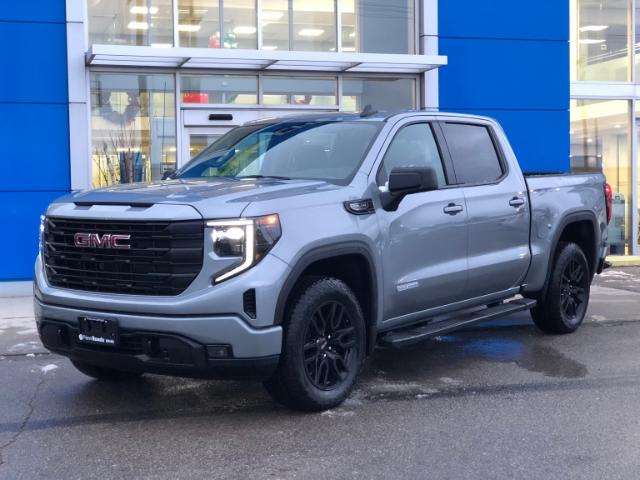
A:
380;167;439;211
162;169;176;180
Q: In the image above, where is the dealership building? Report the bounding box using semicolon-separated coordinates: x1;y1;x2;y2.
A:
1;0;633;288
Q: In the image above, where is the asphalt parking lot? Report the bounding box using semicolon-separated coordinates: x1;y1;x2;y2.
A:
2;269;640;479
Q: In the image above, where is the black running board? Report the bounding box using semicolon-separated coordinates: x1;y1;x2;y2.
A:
379;298;537;348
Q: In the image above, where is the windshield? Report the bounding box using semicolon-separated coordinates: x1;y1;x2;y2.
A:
175;121;380;185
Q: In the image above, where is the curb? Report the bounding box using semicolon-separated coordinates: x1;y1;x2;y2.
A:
607;256;640;267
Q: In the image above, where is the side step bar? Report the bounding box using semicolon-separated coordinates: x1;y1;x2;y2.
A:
379;298;537;348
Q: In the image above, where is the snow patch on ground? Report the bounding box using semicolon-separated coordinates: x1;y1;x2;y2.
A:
600;270;636;279
40;364;58;374
7;341;41;353
439;377;462;386
0;317;37;334
320;409;355;418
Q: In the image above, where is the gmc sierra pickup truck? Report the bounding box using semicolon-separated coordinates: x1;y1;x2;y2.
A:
35;111;611;411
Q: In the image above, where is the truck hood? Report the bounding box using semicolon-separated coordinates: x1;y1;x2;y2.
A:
58;178;341;219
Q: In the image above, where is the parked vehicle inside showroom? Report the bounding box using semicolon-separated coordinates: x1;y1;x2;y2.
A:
35;111;611;411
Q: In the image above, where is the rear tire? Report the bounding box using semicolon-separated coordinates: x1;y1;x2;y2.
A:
71;360;143;381
529;242;591;334
264;276;366;412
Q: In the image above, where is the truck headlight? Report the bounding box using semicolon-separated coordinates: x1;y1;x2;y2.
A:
39;215;46;258
207;214;281;283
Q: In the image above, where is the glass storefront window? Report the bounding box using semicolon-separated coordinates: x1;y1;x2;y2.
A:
178;0;221;48
88;0;417;53
342;77;416;112
90;73;176;188
263;76;337;105
181;74;258;104
261;0;289;50
225;0;258;49
572;0;630;82
341;0;414;54
570;99;631;253
292;0;336;52
88;0;174;47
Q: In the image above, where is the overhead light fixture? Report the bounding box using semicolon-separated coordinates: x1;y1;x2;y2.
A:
127;21;149;30
349;32;356;38
130;6;159;15
298;28;325;37
342;46;356;52
579;25;609;32
579;39;606;44
262;10;284;21
261;45;278;50
178;24;202;32
615;124;622;129
233;26;257;35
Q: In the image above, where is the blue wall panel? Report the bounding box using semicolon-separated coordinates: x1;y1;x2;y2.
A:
0;0;69;282
439;0;568;41
0;104;70;191
446;109;570;173
438;0;569;174
438;38;569;110
0;22;68;104
0;191;64;281
0;0;65;23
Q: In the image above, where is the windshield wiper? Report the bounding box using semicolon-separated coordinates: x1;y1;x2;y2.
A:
236;175;291;180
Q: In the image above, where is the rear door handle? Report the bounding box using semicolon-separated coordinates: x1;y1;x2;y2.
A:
509;197;525;208
443;203;464;215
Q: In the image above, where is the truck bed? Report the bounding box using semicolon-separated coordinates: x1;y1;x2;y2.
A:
522;172;607;293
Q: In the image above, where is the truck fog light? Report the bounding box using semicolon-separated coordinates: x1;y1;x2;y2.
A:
206;345;232;359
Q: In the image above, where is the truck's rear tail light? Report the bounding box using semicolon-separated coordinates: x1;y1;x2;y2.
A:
604;183;613;224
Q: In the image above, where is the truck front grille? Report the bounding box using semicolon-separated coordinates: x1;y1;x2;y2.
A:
43;217;204;296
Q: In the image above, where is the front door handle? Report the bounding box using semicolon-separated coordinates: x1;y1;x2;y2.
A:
443;203;464;215
509;197;525;208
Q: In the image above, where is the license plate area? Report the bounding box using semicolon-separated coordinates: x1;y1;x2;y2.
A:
77;317;119;347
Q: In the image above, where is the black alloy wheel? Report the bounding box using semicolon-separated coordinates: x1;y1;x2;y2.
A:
560;257;588;323
303;301;356;390
264;276;365;411
528;241;591;334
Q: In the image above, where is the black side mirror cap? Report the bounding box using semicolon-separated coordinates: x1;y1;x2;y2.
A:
380;167;439;211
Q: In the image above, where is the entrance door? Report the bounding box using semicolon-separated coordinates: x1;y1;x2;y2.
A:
182;127;232;163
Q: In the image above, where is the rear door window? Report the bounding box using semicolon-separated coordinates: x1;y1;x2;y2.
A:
442;123;504;185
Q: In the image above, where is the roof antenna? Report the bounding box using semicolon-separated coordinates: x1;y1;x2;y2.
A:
360;104;378;117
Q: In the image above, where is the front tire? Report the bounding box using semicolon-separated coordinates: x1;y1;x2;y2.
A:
529;242;591;334
71;360;143;381
264;277;366;411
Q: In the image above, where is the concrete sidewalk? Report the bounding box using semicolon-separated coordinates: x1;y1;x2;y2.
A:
0;295;42;356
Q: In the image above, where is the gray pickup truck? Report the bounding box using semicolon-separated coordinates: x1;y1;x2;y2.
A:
35;111;611;411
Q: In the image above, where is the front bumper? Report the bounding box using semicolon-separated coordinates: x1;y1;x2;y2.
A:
35;297;282;380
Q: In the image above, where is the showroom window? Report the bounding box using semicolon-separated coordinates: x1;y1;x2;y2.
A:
570;99;632;254
263;76;337;105
178;0;257;49
87;0;417;53
341;0;415;54
571;0;630;82
181;74;258;104
342;77;416;112
88;0;174;47
90;73;177;188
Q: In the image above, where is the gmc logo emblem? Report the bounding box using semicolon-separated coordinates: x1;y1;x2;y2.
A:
74;233;131;250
